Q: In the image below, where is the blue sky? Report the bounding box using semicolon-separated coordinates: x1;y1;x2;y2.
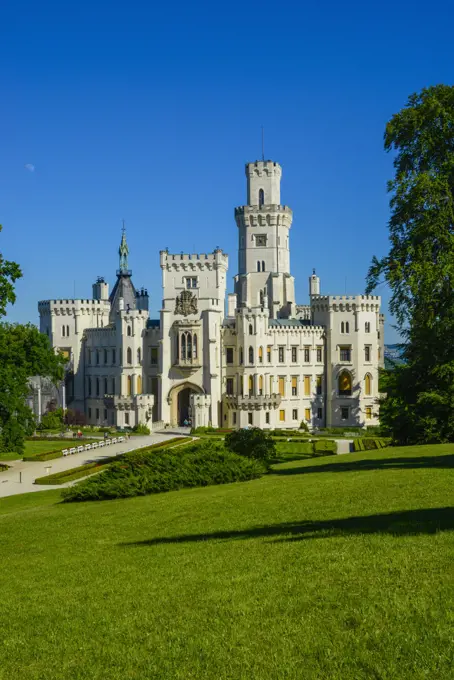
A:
1;0;453;343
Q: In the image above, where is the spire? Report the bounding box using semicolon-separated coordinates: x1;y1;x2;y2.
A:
118;220;130;274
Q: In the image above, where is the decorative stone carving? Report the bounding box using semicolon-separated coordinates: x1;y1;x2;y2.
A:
175;290;198;316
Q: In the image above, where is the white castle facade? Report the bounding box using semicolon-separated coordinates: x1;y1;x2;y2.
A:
39;160;384;430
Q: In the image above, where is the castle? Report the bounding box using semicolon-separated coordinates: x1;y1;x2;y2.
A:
39;160;384;430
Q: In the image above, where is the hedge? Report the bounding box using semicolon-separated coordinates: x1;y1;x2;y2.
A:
352;438;389;452
62;441;265;502
313;440;337;454
23;449;72;462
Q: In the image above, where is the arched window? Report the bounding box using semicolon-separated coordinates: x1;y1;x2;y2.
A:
137;376;142;394
239;347;243;365
96;377;100;397
346;322;350;333
127;348;132;364
258;189;264;207
104;378;108;396
365;321;371;333
127;326;132;336
257;261;261;272
248;375;254;395
137;348;141;364
338;371;352;396
258;346;263;363
62;326;65;337
259;375;263;395
127;376;132;396
249;323;253;335
193;334;198;359
261;261;265;272
249;346;254;364
181;333;186;359
364;373;372;396
66;325;70;337
186;333;192;358
341;322;345;333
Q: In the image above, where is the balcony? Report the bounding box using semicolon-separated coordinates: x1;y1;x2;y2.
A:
223;393;282;411
172;357;201;374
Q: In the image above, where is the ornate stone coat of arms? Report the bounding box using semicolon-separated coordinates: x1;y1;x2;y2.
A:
175;290;198;315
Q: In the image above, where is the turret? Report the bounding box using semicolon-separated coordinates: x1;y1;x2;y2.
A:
136;288;149;311
309;269;320;296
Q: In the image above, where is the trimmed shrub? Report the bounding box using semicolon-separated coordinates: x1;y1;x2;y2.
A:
133;424;151;435
23;449;69;462
35;462;107;485
62;441;265;502
225;428;276;462
313;440;337;455
0;463;9;472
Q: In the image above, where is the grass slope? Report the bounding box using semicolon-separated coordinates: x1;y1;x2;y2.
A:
0;439;73;462
0;444;453;680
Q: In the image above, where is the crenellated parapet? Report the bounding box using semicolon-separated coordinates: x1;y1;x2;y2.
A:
310;294;381;313
234;204;293;229
160;249;228;271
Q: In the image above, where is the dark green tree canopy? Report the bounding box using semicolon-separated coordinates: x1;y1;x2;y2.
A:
224;427;276;462
367;85;454;444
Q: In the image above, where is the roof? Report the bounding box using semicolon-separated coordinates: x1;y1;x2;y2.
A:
109;273;137;322
268;319;312;327
146;319;160;329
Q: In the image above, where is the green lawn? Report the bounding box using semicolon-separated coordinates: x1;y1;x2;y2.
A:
0;444;453;679
0;439;73;462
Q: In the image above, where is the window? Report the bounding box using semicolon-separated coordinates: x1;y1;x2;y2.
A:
150;347;158;365
316;375;322;395
316;346;322;362
279;410;285;422
226;378;234;395
179;331;196;360
261;261;265;272
226;347;234;364
96;350;100;365
137;348;141;364
104;349;108;364
125;412;130;425
340;346;351;362
292;409;298;421
257;346;263;363
248;375;254;396
265;412;270;424
278;346;285;363
127;375;132;396
62;325;65;337
248;346;254;364
304;347;310;362
291;346;298;362
317;407;323;420
278;376;285;396
249;323;253;335
104;378;108;395
303;375;310;395
186;277;198;289
233;412;237;425
96;408;99;420
365;373;372;396
137;376;142;394
305;408;311;422
88;407;92;419
269;375;273;393
96;377;100;397
339;371;352;396
127;326;132;336
112;349;116;364
258;188;264;207
104;409;107;421
257;261;261;272
365;322;371;333
291;376;298;396
248;413;253;425
346;322;349;333
341;407;349;421
127;347;132;364
341;321;344;334
88;377;92;396
239;348;243;365
267;346;272;363
255;234;267;247
259;375;263;395
88;350;92;365
111;377;115;394
365;406;372;420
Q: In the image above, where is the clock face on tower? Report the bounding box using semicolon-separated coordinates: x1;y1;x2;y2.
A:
255;234;267;247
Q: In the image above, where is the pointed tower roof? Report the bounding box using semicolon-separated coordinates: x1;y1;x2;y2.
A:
109;224;137;320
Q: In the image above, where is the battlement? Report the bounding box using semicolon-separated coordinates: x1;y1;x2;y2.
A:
39;299;111;307
310;295;381;303
160;248;229;268
246;161;282;178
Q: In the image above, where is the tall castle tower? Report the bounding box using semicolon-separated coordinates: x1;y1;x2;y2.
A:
233;160;295;318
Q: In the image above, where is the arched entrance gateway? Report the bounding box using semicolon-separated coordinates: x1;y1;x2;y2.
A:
168;382;204;426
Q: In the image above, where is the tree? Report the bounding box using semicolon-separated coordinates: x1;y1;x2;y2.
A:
0;225;22;318
0;225;65;452
366;85;454;444
224;427;276;462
